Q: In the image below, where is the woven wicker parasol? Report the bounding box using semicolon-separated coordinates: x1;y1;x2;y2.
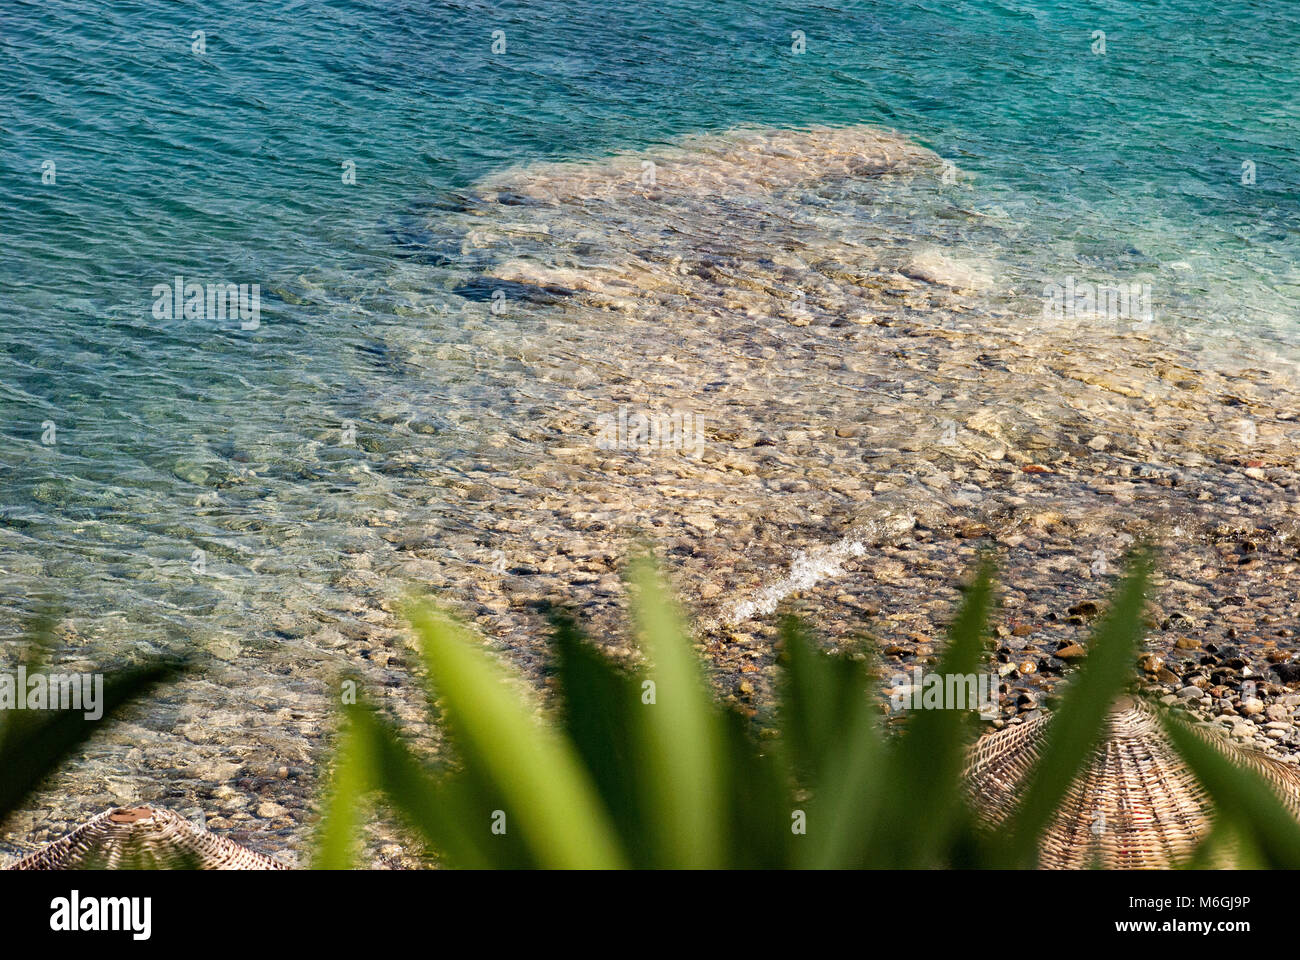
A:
964;695;1300;868
5;806;286;870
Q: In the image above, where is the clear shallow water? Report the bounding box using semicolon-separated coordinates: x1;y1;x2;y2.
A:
1;0;1299;650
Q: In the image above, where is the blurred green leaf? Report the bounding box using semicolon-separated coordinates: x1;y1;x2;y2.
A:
0;659;186;823
776;616;884;867
314;699;535;869
778;616;869;788
1161;706;1300;868
796;683;884;868
628;557;725;867
549;608;651;866
719;707;790;868
311;545;1300;871
1000;549;1152;867
312;704;373;870
409;603;625;869
885;558;994;865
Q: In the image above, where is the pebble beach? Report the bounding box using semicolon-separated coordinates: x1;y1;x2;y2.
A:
7;124;1300;867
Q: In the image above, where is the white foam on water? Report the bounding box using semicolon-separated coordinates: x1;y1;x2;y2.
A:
704;512;917;629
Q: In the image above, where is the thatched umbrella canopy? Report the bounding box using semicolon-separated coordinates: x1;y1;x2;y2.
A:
964;695;1300;868
5;806;286;870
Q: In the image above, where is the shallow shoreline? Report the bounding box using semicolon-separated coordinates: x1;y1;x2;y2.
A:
8;126;1300;867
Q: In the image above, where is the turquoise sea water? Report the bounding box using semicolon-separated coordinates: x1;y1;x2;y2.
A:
2;0;1299;647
